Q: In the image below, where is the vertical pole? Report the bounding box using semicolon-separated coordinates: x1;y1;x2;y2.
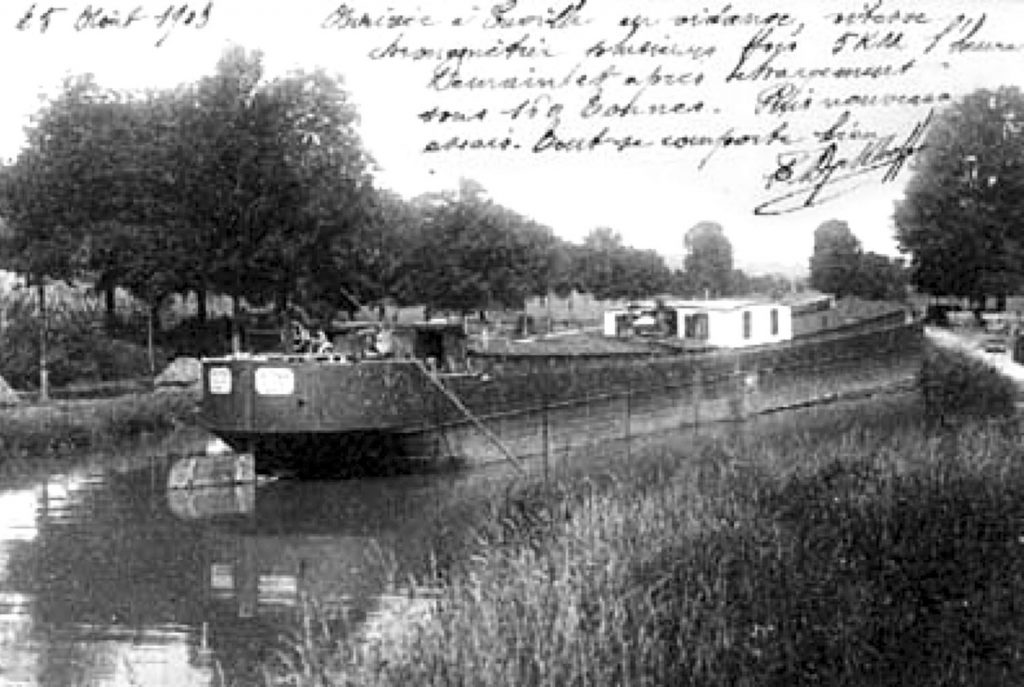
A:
625;380;632;459
542;396;550;485
147;305;155;377
37;280;49;402
692;368;702;433
231;294;242;355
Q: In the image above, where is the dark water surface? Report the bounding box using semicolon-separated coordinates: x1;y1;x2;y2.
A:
0;392;901;686
0;454;513;687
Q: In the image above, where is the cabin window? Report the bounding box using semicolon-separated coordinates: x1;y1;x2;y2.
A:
743;311;752;339
684;314;708;340
770;309;779;336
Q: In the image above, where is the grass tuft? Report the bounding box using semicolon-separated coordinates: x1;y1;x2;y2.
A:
299;386;1024;687
0;388;199;469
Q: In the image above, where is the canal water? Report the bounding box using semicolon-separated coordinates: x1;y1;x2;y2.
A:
0;390;909;686
0;454;517;687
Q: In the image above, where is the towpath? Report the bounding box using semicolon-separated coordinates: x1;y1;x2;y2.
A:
925;327;1024;398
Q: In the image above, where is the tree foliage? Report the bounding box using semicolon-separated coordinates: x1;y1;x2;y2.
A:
402;180;560;313
809;220;862;298
683;222;733;297
173;47;376;314
810;220;907;300
895;87;1024;303
571;227;672;299
0;47;375;322
856;253;908;301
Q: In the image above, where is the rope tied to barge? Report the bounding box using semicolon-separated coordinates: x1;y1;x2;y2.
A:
412;359;527;476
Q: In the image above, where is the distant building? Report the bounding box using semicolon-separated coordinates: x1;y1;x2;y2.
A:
525;290;629;325
604;298;793;348
780;292;842;337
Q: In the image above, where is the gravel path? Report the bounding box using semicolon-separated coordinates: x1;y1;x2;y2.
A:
926;326;1024;387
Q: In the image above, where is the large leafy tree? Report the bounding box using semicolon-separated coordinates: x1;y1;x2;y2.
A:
571;227;672;299
809;220;863;298
0;76;188;297
0;75;124;284
683;222;733;297
855;253;908;301
896;87;1024;306
405;180;560;314
1;47;376;330
175;47;376;318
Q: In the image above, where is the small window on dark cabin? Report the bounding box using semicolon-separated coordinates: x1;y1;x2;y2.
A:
770;309;779;336
743;311;752;339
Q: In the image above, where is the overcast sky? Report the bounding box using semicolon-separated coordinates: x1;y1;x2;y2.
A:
0;0;1020;275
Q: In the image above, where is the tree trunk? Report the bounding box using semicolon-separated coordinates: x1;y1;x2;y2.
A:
231;294;241;353
37;281;49;402
276;289;292;353
147;303;156;377
196;288;208;323
104;285;117;332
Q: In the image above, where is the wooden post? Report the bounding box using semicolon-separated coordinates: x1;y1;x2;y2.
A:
692;368;702;432
147;305;155;377
542;396;550;484
625;381;632;459
37;280;49;402
231;295;242;355
414;359;525;475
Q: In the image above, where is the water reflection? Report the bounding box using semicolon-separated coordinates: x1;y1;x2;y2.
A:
0;457;489;686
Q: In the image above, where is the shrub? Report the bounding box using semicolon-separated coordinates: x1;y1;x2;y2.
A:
157;316;233;358
326;397;1024;687
0;388;198;461
919;343;1017;425
0;289;168;389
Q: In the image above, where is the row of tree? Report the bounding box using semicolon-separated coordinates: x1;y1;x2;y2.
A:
0;46;798;326
895;87;1024;309
809;220;908;301
0;46;379;323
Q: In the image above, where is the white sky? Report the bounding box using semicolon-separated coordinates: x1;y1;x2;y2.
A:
0;0;1020;275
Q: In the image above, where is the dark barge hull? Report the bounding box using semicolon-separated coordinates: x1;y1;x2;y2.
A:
200;318;923;474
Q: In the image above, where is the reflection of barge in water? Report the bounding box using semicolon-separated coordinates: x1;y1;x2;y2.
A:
199;301;923;474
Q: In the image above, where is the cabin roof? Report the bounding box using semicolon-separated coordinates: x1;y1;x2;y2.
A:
662;299;786;311
326;320;465;335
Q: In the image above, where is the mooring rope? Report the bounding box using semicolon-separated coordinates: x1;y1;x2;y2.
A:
412;359;526;476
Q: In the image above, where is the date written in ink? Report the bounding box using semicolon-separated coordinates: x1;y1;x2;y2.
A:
15;2;213;46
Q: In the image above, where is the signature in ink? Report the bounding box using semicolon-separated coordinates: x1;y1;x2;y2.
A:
755;109;932;216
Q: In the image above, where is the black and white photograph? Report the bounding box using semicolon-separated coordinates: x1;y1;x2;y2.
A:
0;0;1022;684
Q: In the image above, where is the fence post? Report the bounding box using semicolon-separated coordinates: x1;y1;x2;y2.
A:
730;363;748;422
37;281;49;402
692;368;702;432
625;379;632;459
542;395;550;484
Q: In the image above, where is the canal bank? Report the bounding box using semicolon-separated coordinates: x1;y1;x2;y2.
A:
324;346;1024;687
0;388;202;480
3;341;1018;686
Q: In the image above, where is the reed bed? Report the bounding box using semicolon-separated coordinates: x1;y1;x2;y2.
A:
0;388;199;469
255;344;1024;687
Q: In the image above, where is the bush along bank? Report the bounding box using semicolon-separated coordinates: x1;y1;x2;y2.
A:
0;388;199;462
296;352;1024;686
919;341;1019;426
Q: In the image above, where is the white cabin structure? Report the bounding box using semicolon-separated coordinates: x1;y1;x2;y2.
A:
604;299;793;348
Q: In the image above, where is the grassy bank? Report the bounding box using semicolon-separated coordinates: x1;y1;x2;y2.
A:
0;388;200;471
269;345;1024;687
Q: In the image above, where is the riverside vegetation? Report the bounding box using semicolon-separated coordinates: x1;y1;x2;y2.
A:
0;389;199;477
256;342;1024;687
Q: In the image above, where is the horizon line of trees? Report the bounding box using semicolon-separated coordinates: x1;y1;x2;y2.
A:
809;220;909;302
895;86;1024;311
5;51;1015;331
0;45;804;329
